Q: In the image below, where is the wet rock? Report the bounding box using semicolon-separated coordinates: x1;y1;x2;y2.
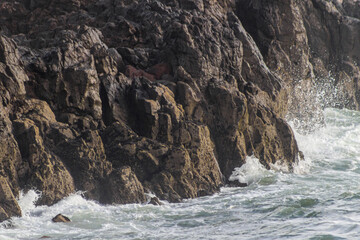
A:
149;197;163;206
52;214;71;223
12;100;76;205
0;177;21;222
226;181;248;188
237;0;360;131
0;0;298;210
53;129;112;202
103;166;146;204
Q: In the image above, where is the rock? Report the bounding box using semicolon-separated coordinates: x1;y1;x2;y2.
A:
52;214;71;223
149;197;163;206
176;81;200;117
0;35;27;97
2;0;358;221
125;65;156;82
237;0;360;131
0;177;21;222
0;208;8;222
12;100;76;206
226;181;248;188
147;63;172;80
52;129;112;202
102;120;223;203
103;166;146;204
0;0;300;213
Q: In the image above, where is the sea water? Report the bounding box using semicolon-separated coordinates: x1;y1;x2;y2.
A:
2;108;360;240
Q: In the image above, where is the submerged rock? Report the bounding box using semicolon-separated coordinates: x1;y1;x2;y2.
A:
52;214;71;223
149;197;163;206
226;181;248;188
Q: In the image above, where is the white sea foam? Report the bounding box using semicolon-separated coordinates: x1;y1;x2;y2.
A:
293;156;312;175
17;189;42;216
269;160;291;173
228;156;269;185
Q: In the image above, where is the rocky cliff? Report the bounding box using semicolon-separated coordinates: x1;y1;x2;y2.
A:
0;0;357;222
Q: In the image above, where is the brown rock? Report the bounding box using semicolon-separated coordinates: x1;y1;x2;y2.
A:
0;177;21;222
125;65;156;82
53;130;112;202
149;197;163;206
52;214;71;223
104;166;146;204
12;100;76;206
147;63;172;80
237;0;360;131
2;0;345;218
0;207;9;222
176;81;200;117
0;35;27;97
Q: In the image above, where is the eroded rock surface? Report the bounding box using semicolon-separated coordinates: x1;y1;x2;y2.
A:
1;0;357;222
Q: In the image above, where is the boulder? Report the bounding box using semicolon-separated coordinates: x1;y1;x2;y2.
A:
52;214;71;223
149;197;163;206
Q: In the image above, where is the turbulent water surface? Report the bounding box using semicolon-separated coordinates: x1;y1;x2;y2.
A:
2;108;360;240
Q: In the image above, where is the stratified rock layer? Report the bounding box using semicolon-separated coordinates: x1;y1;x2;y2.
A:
0;0;358;221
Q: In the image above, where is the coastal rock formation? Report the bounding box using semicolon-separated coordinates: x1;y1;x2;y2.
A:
237;0;360;131
0;0;358;222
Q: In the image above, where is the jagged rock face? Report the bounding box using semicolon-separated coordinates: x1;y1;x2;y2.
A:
0;0;331;222
0;176;21;222
237;0;360;131
301;0;360;109
103;166;146;204
12;99;76;205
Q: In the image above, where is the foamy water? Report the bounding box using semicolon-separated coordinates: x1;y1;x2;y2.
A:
2;108;360;239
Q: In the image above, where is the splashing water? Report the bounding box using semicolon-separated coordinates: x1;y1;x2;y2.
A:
229;156;271;185
2;108;360;239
